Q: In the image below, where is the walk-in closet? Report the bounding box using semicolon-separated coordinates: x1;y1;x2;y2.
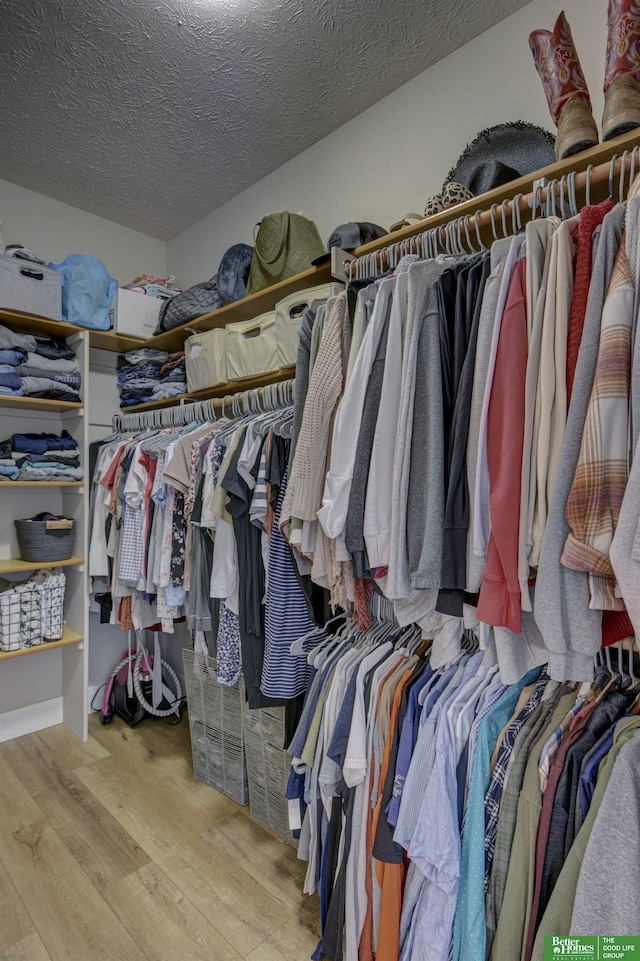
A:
1;1;640;959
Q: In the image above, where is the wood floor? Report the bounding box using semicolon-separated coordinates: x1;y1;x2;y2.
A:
0;714;320;961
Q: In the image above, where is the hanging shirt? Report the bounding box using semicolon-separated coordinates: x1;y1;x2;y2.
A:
452;666;541;961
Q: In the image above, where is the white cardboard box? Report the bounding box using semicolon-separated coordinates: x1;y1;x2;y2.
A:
113;288;164;339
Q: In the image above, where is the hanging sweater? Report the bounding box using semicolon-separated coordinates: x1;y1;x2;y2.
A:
465;238;512;593
561;193;640;609
529;216;578;570
386;259;447;605
534;204;625;681
318;277;395;543
566;199;614;403
286;292;349;522
476;257;528;634
472;234;526;566
520;217;560;610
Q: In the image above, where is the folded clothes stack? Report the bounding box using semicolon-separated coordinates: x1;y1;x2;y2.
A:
152;351;187;401
123;274;180;301
0;430;84;482
117;347;186;407
0;324;82;402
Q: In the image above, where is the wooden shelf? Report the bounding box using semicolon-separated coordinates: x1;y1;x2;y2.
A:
108;130;640;361
350;128;640;259
120;366;295;413
141;261;336;354
0;480;83;488
0;308;144;353
89;329;145;353
0;394;82;413
0;627;83;662
0;309;79;340
0;556;83;574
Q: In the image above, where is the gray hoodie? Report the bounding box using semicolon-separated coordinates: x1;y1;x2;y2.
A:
534;204;625;681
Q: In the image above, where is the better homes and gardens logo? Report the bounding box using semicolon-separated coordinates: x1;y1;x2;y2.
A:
547;938;596;957
545;936;640;959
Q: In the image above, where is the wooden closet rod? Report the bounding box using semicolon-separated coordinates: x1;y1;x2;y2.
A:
346;146;640;279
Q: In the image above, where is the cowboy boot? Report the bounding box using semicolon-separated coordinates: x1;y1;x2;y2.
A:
603;0;640;140
529;12;599;160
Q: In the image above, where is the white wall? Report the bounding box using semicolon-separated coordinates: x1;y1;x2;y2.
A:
168;0;608;288
0;178;167;284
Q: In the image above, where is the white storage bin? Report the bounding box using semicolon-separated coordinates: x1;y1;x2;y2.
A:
113;288;164;339
225;312;279;382
185;327;228;392
0;256;62;321
275;283;344;367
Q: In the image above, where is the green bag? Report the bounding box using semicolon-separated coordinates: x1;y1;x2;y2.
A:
246;211;325;295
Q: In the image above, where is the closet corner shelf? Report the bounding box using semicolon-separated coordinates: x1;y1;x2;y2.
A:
0;480;83;488
89;330;145;353
121;366;296;413
0;395;83;413
0;556;83;574
0;627;83;662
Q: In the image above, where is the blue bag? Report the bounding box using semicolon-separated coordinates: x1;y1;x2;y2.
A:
49;255;117;330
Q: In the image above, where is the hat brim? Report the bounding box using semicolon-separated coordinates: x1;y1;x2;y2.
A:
311;248;357;267
444;122;556;193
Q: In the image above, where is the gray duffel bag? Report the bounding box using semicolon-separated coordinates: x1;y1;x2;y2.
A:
154;275;222;334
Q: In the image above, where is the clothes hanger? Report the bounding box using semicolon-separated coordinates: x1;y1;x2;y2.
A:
490;204;501;242
585;164;593;207
568;171;579;217
443;223;452;256
462;215;477;255
473;210;486;251
619;149;629;204
511;194;523;235
628;635;640;691
424;228;436;259
546;179;557;218
531;183;543;222
608;153;619;201
630;145;640;188
558;177;567;220
501;198;510;239
310;618;355;667
594;645;620;700
298;611;349;657
617;639;633;689
449;220;461;255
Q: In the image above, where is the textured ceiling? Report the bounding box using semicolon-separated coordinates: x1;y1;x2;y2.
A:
0;0;532;240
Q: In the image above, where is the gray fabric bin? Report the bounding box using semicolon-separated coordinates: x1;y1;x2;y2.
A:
0;256;62;320
15;517;75;563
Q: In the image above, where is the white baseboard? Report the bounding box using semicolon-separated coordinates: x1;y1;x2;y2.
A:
0;697;63;742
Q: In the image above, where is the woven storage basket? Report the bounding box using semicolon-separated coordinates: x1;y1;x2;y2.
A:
15;517;75;563
183;649;249;805
240;677;297;847
0;578;43;652
36;570;66;640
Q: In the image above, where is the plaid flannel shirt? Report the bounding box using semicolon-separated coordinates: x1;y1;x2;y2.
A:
483;673;549;886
